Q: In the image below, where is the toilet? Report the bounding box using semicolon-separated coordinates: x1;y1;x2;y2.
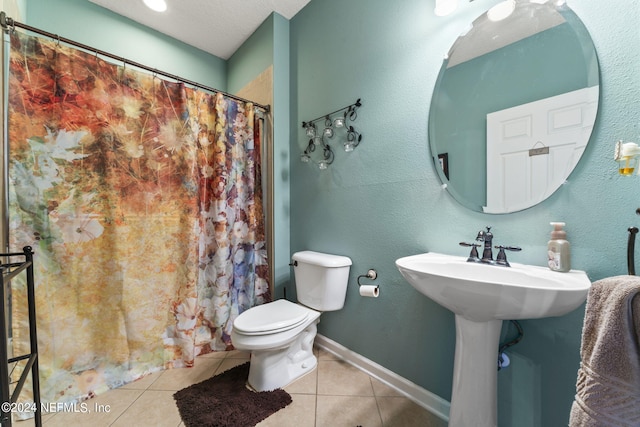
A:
231;250;352;391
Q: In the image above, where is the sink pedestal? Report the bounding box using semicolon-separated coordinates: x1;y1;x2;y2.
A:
450;315;502;427
395;252;591;427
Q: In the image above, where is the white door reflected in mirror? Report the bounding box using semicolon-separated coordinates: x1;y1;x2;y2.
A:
484;86;599;213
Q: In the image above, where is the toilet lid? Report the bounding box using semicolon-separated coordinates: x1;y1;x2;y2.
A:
233;299;313;335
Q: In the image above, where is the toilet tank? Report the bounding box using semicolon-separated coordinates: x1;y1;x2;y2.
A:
292;251;352;311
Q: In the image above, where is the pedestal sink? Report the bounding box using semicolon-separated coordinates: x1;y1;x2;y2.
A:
395;252;591;427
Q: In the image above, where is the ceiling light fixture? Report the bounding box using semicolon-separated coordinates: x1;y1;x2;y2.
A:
143;0;167;13
434;0;459;16
487;0;516;21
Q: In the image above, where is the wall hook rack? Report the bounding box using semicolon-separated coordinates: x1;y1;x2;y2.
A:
300;99;363;169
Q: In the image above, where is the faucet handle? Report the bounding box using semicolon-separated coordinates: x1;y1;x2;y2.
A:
494;245;522;267
496;245;521;252
459;242;481;262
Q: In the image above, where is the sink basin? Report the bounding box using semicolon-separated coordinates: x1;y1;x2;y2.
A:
395;252;591;426
395;252;591;322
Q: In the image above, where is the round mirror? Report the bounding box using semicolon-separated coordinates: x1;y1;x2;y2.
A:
429;0;599;213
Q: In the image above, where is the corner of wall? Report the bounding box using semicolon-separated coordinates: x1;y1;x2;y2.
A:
271;12;292;299
227;12;292;300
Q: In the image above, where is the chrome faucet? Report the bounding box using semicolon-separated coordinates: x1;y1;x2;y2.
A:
476;226;494;263
459;226;522;267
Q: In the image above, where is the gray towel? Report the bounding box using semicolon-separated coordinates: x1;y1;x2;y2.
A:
569;275;640;427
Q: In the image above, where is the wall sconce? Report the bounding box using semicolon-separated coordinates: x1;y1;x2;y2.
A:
615;140;640;176
300;99;362;170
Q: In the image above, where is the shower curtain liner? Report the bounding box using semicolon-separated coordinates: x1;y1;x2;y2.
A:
5;30;270;410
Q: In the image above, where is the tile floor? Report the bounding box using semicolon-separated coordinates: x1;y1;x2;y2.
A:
16;347;446;427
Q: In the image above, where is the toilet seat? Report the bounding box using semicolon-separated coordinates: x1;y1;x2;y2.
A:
232;299;321;352
233;299;315;335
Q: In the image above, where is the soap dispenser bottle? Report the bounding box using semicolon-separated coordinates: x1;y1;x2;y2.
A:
548;222;571;272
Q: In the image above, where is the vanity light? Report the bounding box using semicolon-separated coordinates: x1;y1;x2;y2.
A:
487;0;516;21
143;0;167;12
300;99;362;170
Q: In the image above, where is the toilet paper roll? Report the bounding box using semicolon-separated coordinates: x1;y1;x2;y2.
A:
359;285;379;298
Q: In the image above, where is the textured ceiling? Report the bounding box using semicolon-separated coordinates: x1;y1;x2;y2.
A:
88;0;311;59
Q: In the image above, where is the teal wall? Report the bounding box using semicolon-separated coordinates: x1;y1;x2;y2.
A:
227;14;274;93
290;0;639;426
25;0;227;90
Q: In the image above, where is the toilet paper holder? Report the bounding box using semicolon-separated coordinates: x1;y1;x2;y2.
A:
357;269;379;297
357;269;378;286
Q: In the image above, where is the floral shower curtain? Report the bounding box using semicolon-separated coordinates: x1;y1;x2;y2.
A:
7;31;270;405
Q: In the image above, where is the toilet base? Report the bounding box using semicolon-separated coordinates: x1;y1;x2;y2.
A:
247;320;318;391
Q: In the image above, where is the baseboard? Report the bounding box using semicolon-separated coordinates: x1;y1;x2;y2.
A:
314;334;450;423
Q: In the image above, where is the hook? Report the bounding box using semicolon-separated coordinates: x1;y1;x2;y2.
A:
348;104;358;121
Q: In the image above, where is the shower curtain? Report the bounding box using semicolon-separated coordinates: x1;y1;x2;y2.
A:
6;31;270;406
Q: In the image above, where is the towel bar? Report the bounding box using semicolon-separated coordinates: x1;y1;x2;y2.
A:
628;226;638;275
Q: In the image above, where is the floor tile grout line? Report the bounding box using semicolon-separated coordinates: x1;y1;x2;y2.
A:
108;387;148;427
314;348;319;427
371;376;385;426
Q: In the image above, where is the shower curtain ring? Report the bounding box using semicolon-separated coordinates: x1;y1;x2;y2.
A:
3;13;16;34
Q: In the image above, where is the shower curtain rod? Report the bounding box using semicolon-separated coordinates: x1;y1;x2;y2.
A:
0;12;271;113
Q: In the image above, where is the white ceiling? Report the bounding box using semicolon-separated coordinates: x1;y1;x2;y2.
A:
88;0;312;60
